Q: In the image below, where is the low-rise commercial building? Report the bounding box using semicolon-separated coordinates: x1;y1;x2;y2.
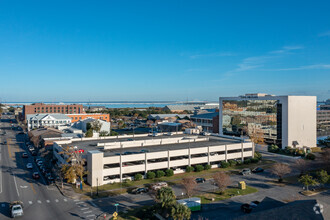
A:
53;133;254;186
191;112;219;133
71;118;110;133
26;114;72;131
67;113;110;123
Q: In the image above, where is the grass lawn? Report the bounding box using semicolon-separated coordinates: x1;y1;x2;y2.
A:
198;185;258;204
73;159;274;199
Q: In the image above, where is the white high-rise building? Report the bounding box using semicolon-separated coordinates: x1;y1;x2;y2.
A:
219;94;316;149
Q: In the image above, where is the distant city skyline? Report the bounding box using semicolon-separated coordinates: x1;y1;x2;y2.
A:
0;1;330;101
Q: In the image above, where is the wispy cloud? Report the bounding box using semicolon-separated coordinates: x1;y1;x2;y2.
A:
319;31;330;37
189;52;235;59
269;45;304;54
277;64;330;71
223;45;304;76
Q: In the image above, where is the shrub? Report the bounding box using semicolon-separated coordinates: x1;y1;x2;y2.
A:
251;158;259;163
285;146;292;154
195;165;204;172
156;170;165;178
85;128;93;137
165;169;174;177
147;171;156;179
306;153;316;160
244;159;252;164
134;173;143;181
236;160;243;165
254;152;262;160
268;144;279;153
205;164;211;170
228;160;237;167
220;161;230;168
186;166;194;173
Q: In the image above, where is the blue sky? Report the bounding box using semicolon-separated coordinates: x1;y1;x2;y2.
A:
0;0;330;102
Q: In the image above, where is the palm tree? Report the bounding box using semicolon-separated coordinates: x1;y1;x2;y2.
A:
156;187;176;209
171;203;191;220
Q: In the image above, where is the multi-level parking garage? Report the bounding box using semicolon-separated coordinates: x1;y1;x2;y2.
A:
53;133;254;186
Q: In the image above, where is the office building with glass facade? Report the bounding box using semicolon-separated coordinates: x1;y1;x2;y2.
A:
219;94;316;149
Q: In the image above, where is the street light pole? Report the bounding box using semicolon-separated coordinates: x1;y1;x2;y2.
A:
96;177;99;196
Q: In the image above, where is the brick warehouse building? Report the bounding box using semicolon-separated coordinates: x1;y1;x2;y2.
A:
22;103;84;120
67;113;110;123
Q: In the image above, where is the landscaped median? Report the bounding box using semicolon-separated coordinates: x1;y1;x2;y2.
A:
72;157;274;199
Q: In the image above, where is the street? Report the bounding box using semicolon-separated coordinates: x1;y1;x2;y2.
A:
0;115;102;220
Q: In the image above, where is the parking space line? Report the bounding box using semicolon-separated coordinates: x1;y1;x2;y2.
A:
86;215;95;217
28;201;32;205
37;200;41;204
83;211;92;214
76;201;84;204
46;200;50;203
63;198;68;202
81;207;89;210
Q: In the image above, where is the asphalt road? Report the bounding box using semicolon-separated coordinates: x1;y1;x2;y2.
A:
0;115;102;220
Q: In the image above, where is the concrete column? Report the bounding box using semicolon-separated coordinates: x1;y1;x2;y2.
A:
225;145;227;162
241;142;244;161
207;146;210;165
167;150;170;169
188;147;191;166
87;150;104;187
120;154;122;182
252;142;255;158
145;153;148;176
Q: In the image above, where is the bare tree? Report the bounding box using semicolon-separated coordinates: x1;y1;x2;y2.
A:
249;128;265;145
181;177;197;197
213;172;231;194
271;163;291;182
294;159;309;176
320;148;330;172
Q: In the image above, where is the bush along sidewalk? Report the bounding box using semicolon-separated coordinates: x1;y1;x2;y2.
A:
268;145;316;160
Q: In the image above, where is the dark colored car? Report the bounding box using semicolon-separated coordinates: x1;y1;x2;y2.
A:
241;204;252;213
31;151;37;156
132;188;148;194
22;153;28;158
32;172;40;179
47;176;55;184
195;178;206;183
140;149;149;153
252;167;264;173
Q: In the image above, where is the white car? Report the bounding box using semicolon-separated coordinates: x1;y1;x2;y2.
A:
26;163;33;169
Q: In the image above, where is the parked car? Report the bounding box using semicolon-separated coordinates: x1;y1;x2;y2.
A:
195;178;206;183
202;132;211;136
140;149;149;153
28;146;35;152
166;132;173;136
31;151;37;156
151;182;168;191
37;161;43;167
131;187;148;194
127;138;134;141
21;153;28;158
241;203;252;213
252;167;264;173
26;163;33;169
32;172;40;179
240;168;252;176
47;176;55;184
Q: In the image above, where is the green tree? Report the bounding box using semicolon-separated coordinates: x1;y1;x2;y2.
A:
195;165;204;172
156;187;176;209
299;175;318;191
147;171;156;179
134;173;143;181
166;169;174;177
156;170;165;178
85;128;93;137
61;164;76;184
86;122;92;131
316;170;329;186
171;203;191;220
91;120;102;132
185;166;194;173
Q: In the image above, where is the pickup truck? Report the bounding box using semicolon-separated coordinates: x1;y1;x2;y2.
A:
10;201;24;218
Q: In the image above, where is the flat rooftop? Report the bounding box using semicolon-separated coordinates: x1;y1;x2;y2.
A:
60;134;243;157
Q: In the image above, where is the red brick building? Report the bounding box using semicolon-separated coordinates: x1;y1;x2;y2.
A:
67;113;110;123
23;103;84;120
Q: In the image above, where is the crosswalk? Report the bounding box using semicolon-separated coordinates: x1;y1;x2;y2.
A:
26;198;69;205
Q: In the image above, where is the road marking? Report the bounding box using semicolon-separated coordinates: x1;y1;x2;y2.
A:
63;198;68;202
12;171;20;197
86;215;95;217
28;201;32;205
7;139;11;158
81;207;89;210
29;183;36;194
20;185;28;189
89;201;97;207
46;200;50;203
37;200;41;204
76;201;84;204
74;199;79;202
55;199;59;203
83;211;92;214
